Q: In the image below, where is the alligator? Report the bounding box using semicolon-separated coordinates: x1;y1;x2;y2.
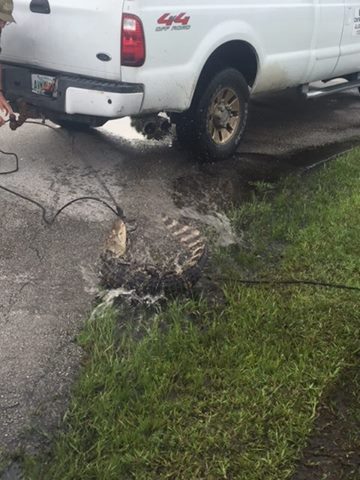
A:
100;214;208;297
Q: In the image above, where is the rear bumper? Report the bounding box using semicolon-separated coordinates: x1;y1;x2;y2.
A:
2;64;144;118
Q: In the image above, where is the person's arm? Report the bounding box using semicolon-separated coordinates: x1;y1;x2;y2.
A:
0;64;14;126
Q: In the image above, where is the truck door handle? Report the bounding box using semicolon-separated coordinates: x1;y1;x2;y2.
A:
30;0;51;14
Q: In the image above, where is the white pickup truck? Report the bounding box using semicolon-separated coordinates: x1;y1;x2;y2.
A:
2;0;360;160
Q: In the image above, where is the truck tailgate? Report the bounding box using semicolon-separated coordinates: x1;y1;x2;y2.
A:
1;0;124;81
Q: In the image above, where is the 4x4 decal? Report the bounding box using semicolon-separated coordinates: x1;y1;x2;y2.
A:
156;13;191;31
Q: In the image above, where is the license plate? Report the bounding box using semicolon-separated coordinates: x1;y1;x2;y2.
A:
31;74;57;97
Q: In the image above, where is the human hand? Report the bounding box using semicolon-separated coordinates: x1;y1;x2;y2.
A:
0;92;14;117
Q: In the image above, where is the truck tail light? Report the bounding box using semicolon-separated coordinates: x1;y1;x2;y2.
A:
121;14;146;67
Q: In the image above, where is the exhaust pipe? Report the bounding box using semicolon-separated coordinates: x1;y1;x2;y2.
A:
159;117;171;134
143;119;158;137
131;114;171;140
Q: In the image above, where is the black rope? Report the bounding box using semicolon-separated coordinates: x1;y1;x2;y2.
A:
0;122;358;293
24;120;60;131
0;122;122;224
0;183;121;225
0;148;19;174
302;148;354;173
214;277;360;292
3;117;61;131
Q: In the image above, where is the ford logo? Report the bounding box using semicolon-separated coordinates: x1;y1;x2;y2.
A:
97;53;112;62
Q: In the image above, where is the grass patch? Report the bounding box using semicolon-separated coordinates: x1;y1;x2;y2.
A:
25;152;359;479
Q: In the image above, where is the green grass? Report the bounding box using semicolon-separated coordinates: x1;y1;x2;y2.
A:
25;152;359;479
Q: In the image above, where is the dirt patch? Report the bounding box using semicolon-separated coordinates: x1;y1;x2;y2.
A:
292;362;360;480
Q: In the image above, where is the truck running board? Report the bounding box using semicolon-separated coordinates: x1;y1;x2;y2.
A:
301;79;360;99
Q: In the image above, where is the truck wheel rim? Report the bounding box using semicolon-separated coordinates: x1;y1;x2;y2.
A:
207;87;241;145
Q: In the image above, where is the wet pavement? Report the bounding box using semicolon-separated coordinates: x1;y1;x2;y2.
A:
1;87;360;459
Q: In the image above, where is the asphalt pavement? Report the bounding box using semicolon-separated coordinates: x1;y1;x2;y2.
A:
1;88;360;457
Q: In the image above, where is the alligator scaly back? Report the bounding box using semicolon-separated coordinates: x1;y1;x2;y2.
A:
100;214;208;296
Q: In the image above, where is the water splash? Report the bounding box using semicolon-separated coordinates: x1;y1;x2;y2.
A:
179;207;242;247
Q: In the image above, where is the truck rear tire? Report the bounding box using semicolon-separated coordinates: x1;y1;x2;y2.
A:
175;68;249;161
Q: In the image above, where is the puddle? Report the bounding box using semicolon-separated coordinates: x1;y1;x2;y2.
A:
172;138;360;245
278;139;360;169
173;138;360;213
